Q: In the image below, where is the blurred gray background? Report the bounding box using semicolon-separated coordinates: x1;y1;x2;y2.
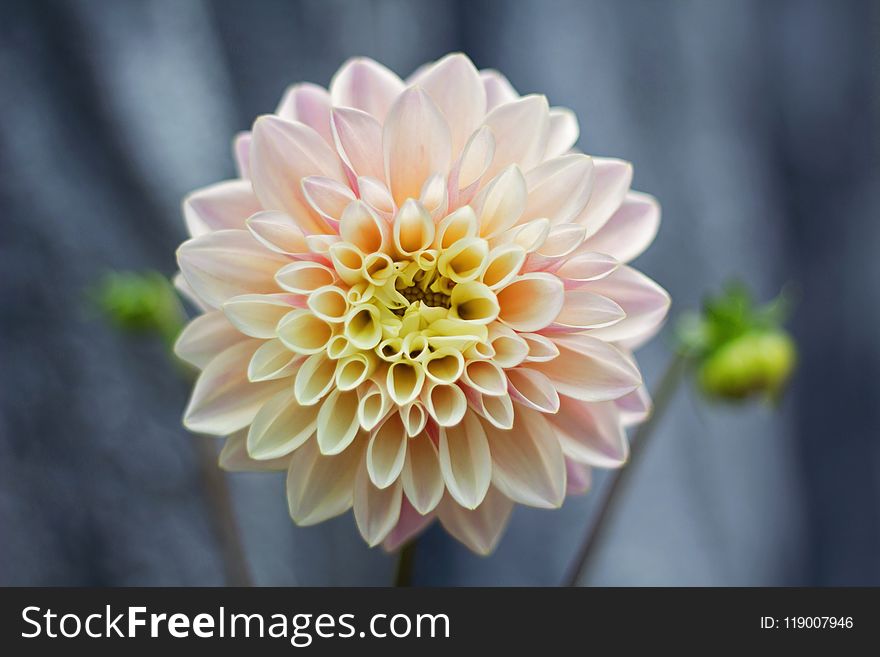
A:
1;0;878;586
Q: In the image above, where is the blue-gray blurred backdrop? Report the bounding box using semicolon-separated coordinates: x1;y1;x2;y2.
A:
1;0;878;585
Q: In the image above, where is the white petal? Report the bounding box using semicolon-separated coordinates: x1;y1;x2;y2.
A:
301;176;356;228
556;252;620;285
247;387;319;459
474;165;527;239
223;293;297;338
438;410;492;509
505;367;560;413
233;132;251;179
353;455;403;546
247;338;301;382
496;273;564;332
383;87;452;205
548;396;629;468
546;107;579;158
330;57;405;122
402;433;444;515
245;211;310;257
183;180;262;237
580;191;660;263
436;487;513;555
485;407;566;508
316;388;361;455
288;436;365;525
525;334;642;402
275;82;333;144
574;157;633;237
616;385;652;427
174;311;243;369
483;95;550;180
480;69;519;110
522;154;594;225
549;289;625;331
177;229;287;308
184;340;287;435
330;107;384;180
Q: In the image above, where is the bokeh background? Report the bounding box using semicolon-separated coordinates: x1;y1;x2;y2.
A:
1;0;878;586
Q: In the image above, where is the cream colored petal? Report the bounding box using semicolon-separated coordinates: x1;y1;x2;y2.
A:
288;435;366;526
183;340;287;435
423;348;465;384
467;388;515;430
386;360;425;406
402;434;444;515
219;430;290;472
496;273;564;332
449;281;499;325
382;499;435;552
275;260;337;295
574;157;633;238
316;388;361;455
277;309;333;355
548;289;625;332
487;323;529;369
474;165;527;239
301;176;356;229
330;107;384;181
415;53;486;155
174;272;209;312
245;211;311;257
452;126;495;204
438;410;492;509
345;304;383;350
335;352;375;391
233;132;251;179
174;311;242;369
480;69;519;110
422;381;467;427
177;229;287;308
330;57;405;122
436;487;513;555
481;244;526;290
435;206;478;250
526;334;641;402
183;179;262;237
328;242;366;286
546;107;579;158
307;285;349;324
339;200;388;254
556;252;620;286
485;407;566;508
461;360;508;397
580;191;660;264
548;395;629;468
383;87;452;205
393;199;435;256
483;95;550;180
507;217;551;253
275;82;333;144
438;237;490;284
367;413;408;489
223;293;297;338
247;387;319;459
400;401;428;437
584;266;671;349
247;338;302;382
505;367;560;413
353;455;403;547
356;176;396;221
419;173;449;221
357;379;392;432
293;352;338;405
250;115;345;235
522;154;594;226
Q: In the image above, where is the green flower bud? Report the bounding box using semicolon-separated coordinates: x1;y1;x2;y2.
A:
698;329;796;401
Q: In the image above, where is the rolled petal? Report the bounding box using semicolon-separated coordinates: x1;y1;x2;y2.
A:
302;176;356;229
174;311;243;369
481;244;526;290
480;69;519;110
277;309;333;355
449;281;499;324
451;126;495;203
275;261;337;294
339;199;388;254
386;360;425;406
219;430;289;472
356;176;396;220
436;207;478;251
526;334;641;401
223;293;297;338
547;396;629;468
367;412;408;489
384;87;452;205
401;434;444;515
422;381;467;427
177;229;287;308
247;338;302;382
382;499;435;552
615;385;652;427
548;289;625;332
358;379;392;432
293;352;338;405
520;332;560;362
287;435;365;526
465;386;515;430
438;409;492;509
437;487;513;555
307;285;349;323
275;82;333;144
316;388;361;455
246;211;310;257
335;352;375;390
496;273;564;332
505;367;560;413
483;95;550;180
415;53;486;154
461;360;508;397
546;107;579;158
423;348;465;384
353;455;403;547
400;401;428;437
330;57;405;122
419;173;449;221
574;157;633;237
484;407;566;508
508;217;551;253
331;107;384;180
183;180;262;237
328;242;365;285
487;324;529;368
581;191;661;264
584;266;671;348
393;199;435;256
345;304;383;350
247;387;319;459
183;340;287;435
474;165;527;239
250;115;345;234
522;154;594;226
556;252;620;286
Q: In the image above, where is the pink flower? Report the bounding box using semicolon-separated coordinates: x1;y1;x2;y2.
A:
175;54;669;554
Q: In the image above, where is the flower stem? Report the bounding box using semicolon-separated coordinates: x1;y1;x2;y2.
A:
563;353;688;587
394;540;418;587
194;438;254;587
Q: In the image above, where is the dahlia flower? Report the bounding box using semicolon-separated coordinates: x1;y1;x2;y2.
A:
175;53;669;555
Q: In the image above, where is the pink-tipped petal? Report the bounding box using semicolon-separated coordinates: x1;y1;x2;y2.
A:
287;436;364;525
548;396;629;468
233;132;251;179
382;499;435;552
437;487;513;555
174;311;243;369
480;69;519;110
354;455;403;546
574;157;633;237
302;175;356;228
548;289;625;332
580;191;661;263
219;430;290;472
331;107;385;181
546;107;580;158
330;57;405;122
496;273;564;332
565;459;592;495
438;409;492;509
402;433;444;515
615;385;653;427
275;82;333;144
483;95;550;180
522;154;594;226
183;180;262;237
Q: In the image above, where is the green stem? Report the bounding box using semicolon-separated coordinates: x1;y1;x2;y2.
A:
563;353;688;587
393;540;418;587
